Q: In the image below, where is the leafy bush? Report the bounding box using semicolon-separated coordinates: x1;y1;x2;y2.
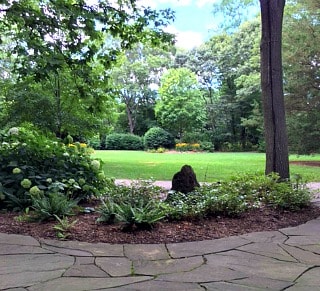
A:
200;141;214;152
147;147;167;153
175;143;201;151
164;173;312;220
97;180;166;230
114;200;165;231
95;174;312;231
87;135;102;150
96;198;116;224
53;215;78;239
0;126;113;210
31;192;77;221
144;127;175;149
105;133;144;150
181;132;210;143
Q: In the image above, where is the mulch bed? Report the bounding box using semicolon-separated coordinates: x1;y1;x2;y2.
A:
1;205;320;244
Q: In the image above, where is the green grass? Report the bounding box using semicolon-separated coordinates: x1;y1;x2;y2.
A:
92;150;320;182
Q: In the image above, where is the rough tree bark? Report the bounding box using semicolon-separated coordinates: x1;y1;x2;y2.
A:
260;0;290;179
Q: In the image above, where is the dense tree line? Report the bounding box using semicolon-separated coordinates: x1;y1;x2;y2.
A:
0;0;319;158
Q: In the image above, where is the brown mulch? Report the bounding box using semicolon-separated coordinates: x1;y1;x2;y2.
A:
1;205;320;244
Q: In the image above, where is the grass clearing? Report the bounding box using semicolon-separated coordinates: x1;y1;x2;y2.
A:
92;150;320;182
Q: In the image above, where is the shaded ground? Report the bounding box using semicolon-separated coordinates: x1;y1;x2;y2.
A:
1;205;320;244
290;161;320;167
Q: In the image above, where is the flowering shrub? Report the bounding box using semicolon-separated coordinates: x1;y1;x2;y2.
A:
0;126;114;211
175;143;201;152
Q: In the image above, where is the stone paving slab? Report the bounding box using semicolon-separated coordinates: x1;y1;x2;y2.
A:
106;281;204;290
132;256;204;276
124;243;170;260
0;244;52;255
228;276;294;290
95;257;133;277
237;242;298;262
205;250;309;282
27;276;153;291
0;233;40;246
167;236;250;258
239;230;288;243
156;263;246;283
1;270;66;290
41;239;124;257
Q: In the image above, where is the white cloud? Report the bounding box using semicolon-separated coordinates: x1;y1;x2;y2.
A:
195;0;218;8
165;25;203;50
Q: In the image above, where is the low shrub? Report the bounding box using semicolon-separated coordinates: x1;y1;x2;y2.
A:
96;174;312;229
144;127;175;149
175;143;201;152
200;141;214;152
31;192;78;221
97;180;166;230
105;133;144;150
147;147;167;153
87;135;101;149
0;126;113;211
164;173;312;220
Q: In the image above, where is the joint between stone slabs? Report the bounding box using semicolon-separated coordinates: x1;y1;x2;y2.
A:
293;265;319;283
278;229;291;244
278;244;302;264
164;243;172;259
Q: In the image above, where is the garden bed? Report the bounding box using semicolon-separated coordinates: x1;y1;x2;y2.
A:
1;204;320;244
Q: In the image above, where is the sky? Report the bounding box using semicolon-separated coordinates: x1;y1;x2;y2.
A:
138;0;220;50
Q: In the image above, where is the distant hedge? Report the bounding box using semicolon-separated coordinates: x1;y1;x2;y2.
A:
144;127;175;149
105;133;144;150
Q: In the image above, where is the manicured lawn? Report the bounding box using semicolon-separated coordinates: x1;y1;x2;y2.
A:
92;150;320;182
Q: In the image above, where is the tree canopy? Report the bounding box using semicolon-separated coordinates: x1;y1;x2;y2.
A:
156;68;206;138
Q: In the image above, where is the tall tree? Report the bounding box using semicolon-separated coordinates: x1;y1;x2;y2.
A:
110;44;172;134
0;0;174;137
156;68;206;138
283;0;320;154
260;0;289;179
0;0;174;79
213;0;290;178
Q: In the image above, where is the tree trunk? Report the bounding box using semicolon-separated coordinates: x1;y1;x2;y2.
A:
126;105;135;134
260;0;289;179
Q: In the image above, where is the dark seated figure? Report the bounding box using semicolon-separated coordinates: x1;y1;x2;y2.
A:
171;164;200;194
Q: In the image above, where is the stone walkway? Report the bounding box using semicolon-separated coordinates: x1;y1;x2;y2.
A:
1;182;320;290
1;220;320;290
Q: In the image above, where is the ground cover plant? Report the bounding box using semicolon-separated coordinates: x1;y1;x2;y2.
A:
93;150;320;182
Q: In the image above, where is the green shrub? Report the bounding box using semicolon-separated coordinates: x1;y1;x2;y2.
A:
175;142;201;152
200;141;214;152
98;174;312;230
262;181;311;210
105;133;144;150
164;173;312;220
96;198;116;224
87;135;102;149
144;127;175;149
0;126;113;210
114;200;165;231
181;132;211;143
97;180;166;230
31;192;77;221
